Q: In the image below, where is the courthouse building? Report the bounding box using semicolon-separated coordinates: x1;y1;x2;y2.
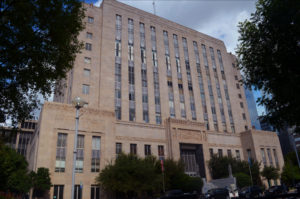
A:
27;0;284;198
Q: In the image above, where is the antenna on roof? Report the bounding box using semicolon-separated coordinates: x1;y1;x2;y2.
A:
152;0;156;15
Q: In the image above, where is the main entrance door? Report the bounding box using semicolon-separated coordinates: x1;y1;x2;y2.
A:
180;143;206;178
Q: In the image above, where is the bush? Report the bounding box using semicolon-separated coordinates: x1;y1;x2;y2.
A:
234;172;251;188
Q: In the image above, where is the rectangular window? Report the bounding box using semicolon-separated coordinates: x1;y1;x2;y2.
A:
88;16;94;23
86;32;93;39
130;144;137;155
240;102;244;108
273;149;279;168
218;149;223;157
245;125;248;130
91;136;101;172
115;41;121;57
53;185;64;199
128;45;134;61
158;145;164;159
247;149;252;160
238;94;242;98
116;143;122;155
236;150;241;161
144;145;151;156
267;148;273;166
236;83;240;89
55;133;67;172
86;43;92;51
84;69;90;77
82;84;90;94
76;135;84;173
235;75;238;80
261;148;267;166
242;113;246;120
74;185;82;199
227;149;232;158
90;185;100;199
84;57;91;64
209;148;214;158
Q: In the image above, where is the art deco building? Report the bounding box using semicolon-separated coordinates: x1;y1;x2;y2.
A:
27;0;284;198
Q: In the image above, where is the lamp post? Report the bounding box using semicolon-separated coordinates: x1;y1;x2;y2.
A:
71;97;86;199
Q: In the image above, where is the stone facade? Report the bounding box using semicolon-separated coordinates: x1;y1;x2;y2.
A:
28;0;284;198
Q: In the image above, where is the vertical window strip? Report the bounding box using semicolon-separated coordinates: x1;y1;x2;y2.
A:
217;49;235;132
115;15;122;120
128;18;135;121
164;31;175;118
182;38;196;120
91;136;101;172
193;41;209;129
75;135;84;173
202;44;218;131
140;23;149;123
55;133;67;172
151;26;161;124
210;47;227;132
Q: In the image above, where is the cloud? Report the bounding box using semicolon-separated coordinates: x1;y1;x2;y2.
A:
94;0;102;7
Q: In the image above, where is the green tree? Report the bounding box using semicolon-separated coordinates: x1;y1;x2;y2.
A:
261;166;279;187
236;0;300;131
30;167;52;198
0;143;31;195
0;0;85;124
234;173;251;188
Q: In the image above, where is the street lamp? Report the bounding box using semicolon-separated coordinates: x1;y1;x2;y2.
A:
71;96;86;199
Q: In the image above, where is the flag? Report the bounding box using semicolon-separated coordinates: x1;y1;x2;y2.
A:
160;159;164;172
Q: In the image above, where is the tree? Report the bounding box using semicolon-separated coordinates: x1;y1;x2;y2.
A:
97;154;203;198
0;143;31;195
236;0;300;131
281;161;300;186
234;173;251;188
261;166;279;187
30;168;52;198
0;0;85;124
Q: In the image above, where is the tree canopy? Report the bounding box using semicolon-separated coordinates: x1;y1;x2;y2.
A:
236;0;300;131
97;154;203;198
261;166;279;187
0;0;85;124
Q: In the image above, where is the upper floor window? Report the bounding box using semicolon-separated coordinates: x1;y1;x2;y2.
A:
86;43;92;51
130;144;137;155
240;102;244;108
238;94;242;99
116;143;122;155
84;69;90;77
82;84;90;94
88;16;94;24
84;57;91;64
236;83;240;89
86;32;93;39
144;145;151;156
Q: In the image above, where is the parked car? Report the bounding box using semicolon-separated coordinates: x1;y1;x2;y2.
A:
228;189;239;198
265;185;288;196
238;186;262;198
159;189;197;199
204;188;230;199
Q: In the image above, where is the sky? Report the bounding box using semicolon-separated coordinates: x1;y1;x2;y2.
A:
90;0;265;115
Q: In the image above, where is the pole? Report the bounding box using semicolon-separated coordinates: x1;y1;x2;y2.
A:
248;163;253;186
71;107;80;199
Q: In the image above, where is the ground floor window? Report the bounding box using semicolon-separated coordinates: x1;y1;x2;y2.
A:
74;185;82;199
91;185;100;199
53;185;64;199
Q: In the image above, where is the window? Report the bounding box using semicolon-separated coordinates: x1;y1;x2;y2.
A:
129;108;135;121
74;185;82;199
115;40;121;57
90;185;100;199
235;75;238;80
84;57;91;64
218;149;223;157
84;69;90;77
128;45;134;61
86;32;93;39
55;133;67;172
227;149;232;158
115;107;121;120
267;148;273;166
88;16;94;23
240;102;244;108
273;149;279;168
116;143;122;155
245;125;248;130
91;136;101;172
261;148;267;166
82;84;90;94
144;145;151;156
143;110;149;123
158;145;164;159
236;150;241;161
247;149;252;160
76;135;84;173
53;185;64;199
130;144;137;155
236;83;240;89
242;113;246;120
86;43;92;51
209;148;214;158
238;94;242;99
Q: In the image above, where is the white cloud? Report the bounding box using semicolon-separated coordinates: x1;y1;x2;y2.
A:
94;0;102;7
